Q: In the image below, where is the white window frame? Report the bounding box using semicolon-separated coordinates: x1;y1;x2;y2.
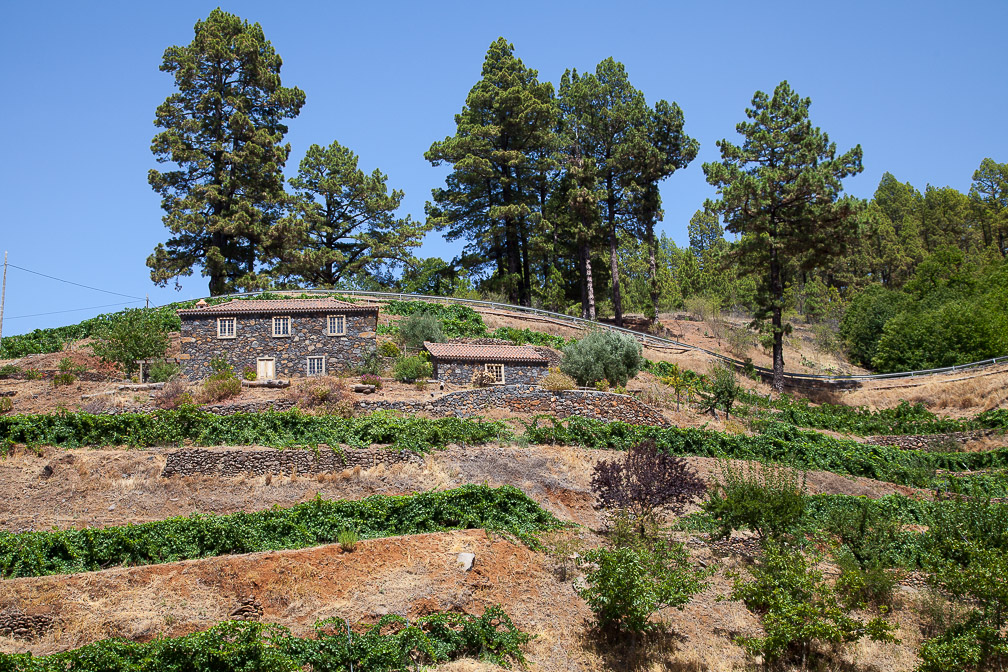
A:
326;314;346;336
272;316;291;338
217;317;236;339
485;363;505;384
307;355;326;377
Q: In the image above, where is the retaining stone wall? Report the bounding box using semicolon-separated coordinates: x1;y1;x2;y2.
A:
162;446;422;478
433;360;547;386
180;311;377;381
864;430;1000;451
357;384;668;426
0;609;53;641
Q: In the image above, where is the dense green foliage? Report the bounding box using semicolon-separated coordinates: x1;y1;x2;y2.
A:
704;461;807;542
5;607;530;671
560;329;642;386
578;538;708;635
769;396;986;435
0;409;508;452
731;542;896;666
89;308;171;377
843;250;1008;372
522;415;1008;488
396;310;445;348
392;355;432;383
0;485;561;578
383;300;487;338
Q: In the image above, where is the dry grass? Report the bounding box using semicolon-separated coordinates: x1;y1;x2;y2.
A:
842;363;1008;415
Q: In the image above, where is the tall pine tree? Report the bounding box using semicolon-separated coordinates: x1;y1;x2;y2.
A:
147;9;305;295
425;38;556;306
703;81;862;390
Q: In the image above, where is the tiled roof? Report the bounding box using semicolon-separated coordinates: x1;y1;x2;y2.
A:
177;298;377;317
424;341;549;364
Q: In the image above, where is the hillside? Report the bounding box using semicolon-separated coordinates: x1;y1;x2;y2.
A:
1;299;1007;671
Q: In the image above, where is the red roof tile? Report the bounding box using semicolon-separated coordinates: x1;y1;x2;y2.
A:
177;298;377;317
424;341;549;364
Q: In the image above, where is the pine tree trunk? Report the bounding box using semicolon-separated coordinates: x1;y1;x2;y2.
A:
609;225;622;326
770;251;785;392
582;242;596;320
647;224;658;320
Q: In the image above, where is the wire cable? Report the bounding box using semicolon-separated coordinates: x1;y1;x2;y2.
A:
5;300;145;320
7;263;145;300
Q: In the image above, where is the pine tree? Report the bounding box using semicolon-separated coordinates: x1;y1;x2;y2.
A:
425;38;557;306
703;81;863;390
146;9;305;295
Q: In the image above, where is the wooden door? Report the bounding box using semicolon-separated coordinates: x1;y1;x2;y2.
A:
256;358;275;380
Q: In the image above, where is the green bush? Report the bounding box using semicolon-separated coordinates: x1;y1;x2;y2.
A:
703;460;807;542
397;310;445;349
0;485;561;579
384;300;487;339
393;355;431;382
731;542;896;667
0;398;12;414
0;364;21;378
200;360;241;403
377;340;400;358
89;307;171;377
5;607;530;671
560;329;642;387
839;283;910;368
52;372;75;387
578;537;709;634
702;360;741;418
338;528;358;552
148;360;181;383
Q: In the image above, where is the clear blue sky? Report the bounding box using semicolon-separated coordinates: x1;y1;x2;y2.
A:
1;1;1006;336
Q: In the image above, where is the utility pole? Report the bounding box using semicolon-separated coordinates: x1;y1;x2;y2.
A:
0;251;7;346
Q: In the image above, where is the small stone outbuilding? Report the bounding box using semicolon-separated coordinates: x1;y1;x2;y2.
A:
177;298;378;380
424;341;549;385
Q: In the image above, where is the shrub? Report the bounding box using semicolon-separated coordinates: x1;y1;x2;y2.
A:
356;349;382;376
397;310;444;349
591;440;706;529
593;378;609;392
23;368;43;380
338;529;359;553
148;360;180;383
578;536;709;635
58;357;85;374
560;329;642;387
241;366;257;382
199;359;241;403
360;374;382;390
731;542;896;667
541;368;575;391
90;307;170;377
289;377;353;417
393;355;431;383
703;460;807;542
918;490;1008;672
0;398;12;414
155;378;193;410
825;497;903;609
470;368;496;388
701;360;740;418
52;372;76;387
377;340;400;358
0;364;20;379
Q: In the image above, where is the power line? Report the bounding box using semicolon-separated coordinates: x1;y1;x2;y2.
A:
7;263;145;300
6;300;145;320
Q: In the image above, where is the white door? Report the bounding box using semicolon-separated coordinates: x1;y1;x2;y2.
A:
257;358;275;380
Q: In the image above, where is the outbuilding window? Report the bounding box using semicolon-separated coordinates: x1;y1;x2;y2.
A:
217;317;236;339
307;355;326;376
485;363;504;384
327;314;345;336
273;316;291;337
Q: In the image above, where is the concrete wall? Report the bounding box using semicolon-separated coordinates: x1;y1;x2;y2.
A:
180;312;377;380
433;360;547;386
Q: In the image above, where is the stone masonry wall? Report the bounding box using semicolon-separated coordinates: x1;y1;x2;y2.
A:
863;430;1001;451
357;384;668;426
434;360;547;386
180;311;377;381
162;446;422;478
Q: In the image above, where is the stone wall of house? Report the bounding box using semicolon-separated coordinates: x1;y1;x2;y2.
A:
180;311;377;380
357;384;668;426
433;360;547;386
162;446;422;478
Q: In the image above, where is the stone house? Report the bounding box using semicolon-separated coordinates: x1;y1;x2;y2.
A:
424;341;549;385
177;298;378;380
